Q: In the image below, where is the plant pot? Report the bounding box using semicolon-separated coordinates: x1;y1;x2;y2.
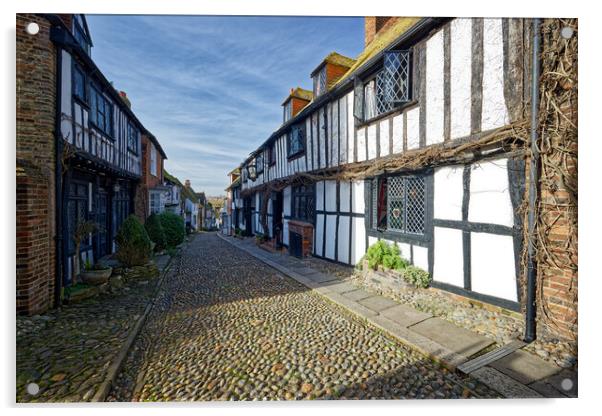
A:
80;267;113;286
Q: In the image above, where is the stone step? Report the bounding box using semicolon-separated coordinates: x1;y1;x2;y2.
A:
457;340;526;374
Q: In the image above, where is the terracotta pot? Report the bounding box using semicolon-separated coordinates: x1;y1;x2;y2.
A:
80;267;113;285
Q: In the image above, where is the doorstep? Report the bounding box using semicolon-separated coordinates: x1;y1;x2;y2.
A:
217;233;571;398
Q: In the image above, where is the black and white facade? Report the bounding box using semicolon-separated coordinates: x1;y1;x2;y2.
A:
233;18;530;310
52;15;150;284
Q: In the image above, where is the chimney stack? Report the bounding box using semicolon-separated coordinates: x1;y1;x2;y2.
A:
185;179;191;188
365;17;397;47
119;90;131;108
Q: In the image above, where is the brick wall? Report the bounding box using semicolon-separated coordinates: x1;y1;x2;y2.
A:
16;14;57;314
134;134;165;221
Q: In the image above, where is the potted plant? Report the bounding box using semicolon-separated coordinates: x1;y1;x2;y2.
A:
80;260;113;285
71;219;101;284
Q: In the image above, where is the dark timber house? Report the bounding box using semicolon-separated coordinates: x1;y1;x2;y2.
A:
16;13;165;314
230;17;578;344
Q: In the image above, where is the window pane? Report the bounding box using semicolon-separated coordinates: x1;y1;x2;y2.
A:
364;80;377;120
384;50;412;103
406;176;426;234
387;176;405;232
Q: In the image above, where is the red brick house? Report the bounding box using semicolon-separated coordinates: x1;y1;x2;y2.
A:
134;129;169;220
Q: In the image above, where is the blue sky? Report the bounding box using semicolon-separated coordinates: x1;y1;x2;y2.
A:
86;15;364;196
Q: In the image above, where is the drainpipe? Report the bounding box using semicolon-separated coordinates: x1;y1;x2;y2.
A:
53;42;64;308
524;18;541;343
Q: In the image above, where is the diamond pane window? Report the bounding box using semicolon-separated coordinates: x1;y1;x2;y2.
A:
313;67;327;97
405;176;426;234
387;176;405;232
288;123;306;157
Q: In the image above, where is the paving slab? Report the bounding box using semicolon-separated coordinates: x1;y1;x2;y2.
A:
304;272;339;284
380;304;432;328
321;281;359;294
409;317;495;359
471;367;543;398
289;266;319;276
537;369;577;398
358;295;399;313
341;289;372;302
489;349;561;385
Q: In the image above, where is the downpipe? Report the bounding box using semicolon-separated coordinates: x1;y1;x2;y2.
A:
524;18;541;343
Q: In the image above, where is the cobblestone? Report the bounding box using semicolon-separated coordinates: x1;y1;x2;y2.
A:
108;233;499;401
16;270;162;402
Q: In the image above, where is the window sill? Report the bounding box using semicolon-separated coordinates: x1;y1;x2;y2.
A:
366;227;430;245
73;95;89;109
287;151;306;161
90;123;116;142
356;100;418;129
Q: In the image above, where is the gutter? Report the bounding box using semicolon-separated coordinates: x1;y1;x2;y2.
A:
524;18;541;343
53;45;64;307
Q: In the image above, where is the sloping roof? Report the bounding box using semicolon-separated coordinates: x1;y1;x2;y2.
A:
311;51;356;76
182;185;199;203
333;17;421;88
281;87;313;106
163;169;182;187
144;131;168;159
225;175;241;191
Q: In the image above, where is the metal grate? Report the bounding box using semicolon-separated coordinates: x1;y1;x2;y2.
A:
387;177;405;232
383;50;412;103
406;176;426;234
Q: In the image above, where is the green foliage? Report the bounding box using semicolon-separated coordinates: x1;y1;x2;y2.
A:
365;241;409;271
402;265;432;288
158;212;185;248
115;215;152;267
84;258;93;271
145;213;166;251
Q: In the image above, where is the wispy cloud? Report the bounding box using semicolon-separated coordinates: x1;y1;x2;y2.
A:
87;15;364;195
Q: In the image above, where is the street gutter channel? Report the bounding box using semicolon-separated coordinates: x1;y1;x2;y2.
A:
91;251;176;402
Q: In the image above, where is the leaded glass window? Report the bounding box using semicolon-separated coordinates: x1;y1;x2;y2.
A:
313;66;327;97
291;184;315;224
288;123;306;157
127;122;138;153
73;65;86;102
90;86;113;137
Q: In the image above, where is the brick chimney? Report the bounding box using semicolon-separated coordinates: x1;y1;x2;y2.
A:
185;179;191;188
119;91;131;108
365;17;398;47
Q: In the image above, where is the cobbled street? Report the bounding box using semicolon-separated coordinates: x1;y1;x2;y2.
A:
109;233;500;401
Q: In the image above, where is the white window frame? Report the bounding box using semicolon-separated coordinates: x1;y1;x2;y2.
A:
150;145;157;176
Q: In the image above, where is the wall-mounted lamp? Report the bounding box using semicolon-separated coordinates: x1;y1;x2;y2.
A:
246;162;257;182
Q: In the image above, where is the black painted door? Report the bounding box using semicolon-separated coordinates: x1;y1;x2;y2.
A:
96;189;109;258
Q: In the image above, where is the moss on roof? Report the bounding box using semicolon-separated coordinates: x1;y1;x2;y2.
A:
333;17;421;88
323;51;356;69
163;170;182;187
282;87;313;105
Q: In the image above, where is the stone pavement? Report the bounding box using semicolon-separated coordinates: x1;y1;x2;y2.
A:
219;234;577;399
107;233;500;401
16;253;172;403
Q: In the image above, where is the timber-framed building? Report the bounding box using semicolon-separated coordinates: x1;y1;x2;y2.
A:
229;17;578;343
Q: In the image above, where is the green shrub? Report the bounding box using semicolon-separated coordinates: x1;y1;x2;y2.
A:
159;212;185;248
145;213;166;251
365;240;388;270
365;240;409;271
403;265;431;288
115;215;152;267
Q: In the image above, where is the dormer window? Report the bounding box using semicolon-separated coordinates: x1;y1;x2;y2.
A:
73;16;91;55
312;66;327;97
354;50;413;123
283;101;292;123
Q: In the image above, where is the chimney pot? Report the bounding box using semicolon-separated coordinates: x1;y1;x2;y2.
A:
185;179;191;188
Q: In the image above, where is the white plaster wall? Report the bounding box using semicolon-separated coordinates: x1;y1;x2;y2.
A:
312;115;319;171
368;236;379;247
379;120;390;157
396;242;412;261
357;127;367;161
351;180;365;213
347;92;355;164
331;101;339;167
450;18;473;139
413;245;429;271
406;107;420;149
367;124;377;160
468;159;514;227
61;51;73;144
325;215;337;259
482;18;510;131
337;216;350;264
316;181;325;211
433;227;464;287
351;217;366;265
339;96;348;165
471;232;517;301
426;29;445;145
283;219;289;245
392;114;404;154
434;165;464;221
325;181;337;212
339;181;351;212
319;109;326;169
315;214;324;256
283;186;291;216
